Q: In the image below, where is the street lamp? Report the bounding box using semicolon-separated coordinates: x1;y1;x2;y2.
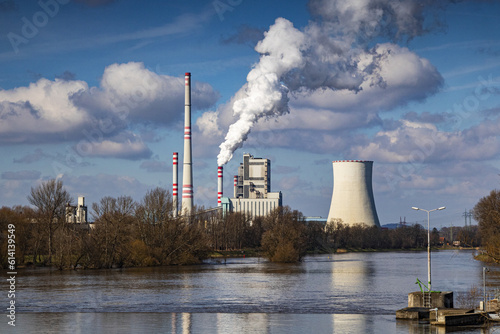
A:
412;206;446;293
483;267;490;311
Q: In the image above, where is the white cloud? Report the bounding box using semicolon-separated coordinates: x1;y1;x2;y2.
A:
72;62;219;125
291;43;443;113
0;78;89;142
76;132;152;160
196;43;442;159
0;62;219;160
374;160;500;212
308;0;449;41
196;110;222;138
351;116;500;163
254;107;381;132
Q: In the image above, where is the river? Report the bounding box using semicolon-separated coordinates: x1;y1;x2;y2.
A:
4;249;500;333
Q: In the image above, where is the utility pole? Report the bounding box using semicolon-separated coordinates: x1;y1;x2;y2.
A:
450;223;453;244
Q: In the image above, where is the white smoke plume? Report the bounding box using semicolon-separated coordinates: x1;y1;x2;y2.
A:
217;0;454;166
217;18;306;166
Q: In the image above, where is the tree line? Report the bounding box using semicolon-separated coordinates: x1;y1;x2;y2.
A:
0;179;492;269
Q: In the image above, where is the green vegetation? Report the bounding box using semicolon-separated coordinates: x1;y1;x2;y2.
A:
0;179;490;269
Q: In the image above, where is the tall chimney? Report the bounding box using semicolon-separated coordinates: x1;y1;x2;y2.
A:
234;175;238;198
172;152;178;217
218;166;223;207
182;72;193;216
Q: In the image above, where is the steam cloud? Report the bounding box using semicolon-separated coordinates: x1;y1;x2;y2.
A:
217;0;454;166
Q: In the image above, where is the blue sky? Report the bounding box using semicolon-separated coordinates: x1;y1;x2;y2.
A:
1;0;500;228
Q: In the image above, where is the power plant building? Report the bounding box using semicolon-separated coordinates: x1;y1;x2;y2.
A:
326;160;380;228
65;196;88;224
222;153;282;219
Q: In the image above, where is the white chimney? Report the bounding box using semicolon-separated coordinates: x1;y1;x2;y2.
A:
181;72;193;216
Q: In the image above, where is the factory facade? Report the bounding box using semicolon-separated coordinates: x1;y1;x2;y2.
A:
65;196;88;224
221;153;282;219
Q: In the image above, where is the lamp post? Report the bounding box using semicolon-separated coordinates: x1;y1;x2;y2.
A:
483;267;489;311
412;206;446;293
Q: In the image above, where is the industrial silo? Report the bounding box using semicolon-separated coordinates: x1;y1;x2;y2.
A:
326;160;380;227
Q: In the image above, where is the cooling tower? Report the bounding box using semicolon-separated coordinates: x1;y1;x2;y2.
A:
327;160;380;227
181;73;193;216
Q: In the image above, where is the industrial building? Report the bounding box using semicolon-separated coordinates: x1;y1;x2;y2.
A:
170;72;281;220
65;196;88;224
326;160;380;227
221;153;282;219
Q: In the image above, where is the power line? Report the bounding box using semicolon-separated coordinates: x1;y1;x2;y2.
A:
462;209;473;228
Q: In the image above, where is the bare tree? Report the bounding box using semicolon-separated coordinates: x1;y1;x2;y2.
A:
474;190;500;262
90;196;136;268
134;189;209;266
261;206;307;263
456;285;482;309
0;206;33;268
27;179;72;264
135;187;173;248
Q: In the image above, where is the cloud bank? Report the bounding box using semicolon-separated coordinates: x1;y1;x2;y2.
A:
0;62;219;159
208;0;449;166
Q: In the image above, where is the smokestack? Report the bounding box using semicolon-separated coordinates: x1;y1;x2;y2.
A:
233;175;238;198
327;160;380;227
172;152;178;217
218;166;223;207
182;72;193;216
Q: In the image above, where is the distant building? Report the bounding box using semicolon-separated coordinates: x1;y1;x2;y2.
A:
439;236;446;245
65;196;88;224
222;153;282;219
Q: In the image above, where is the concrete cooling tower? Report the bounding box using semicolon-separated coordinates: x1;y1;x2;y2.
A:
327;160;380;227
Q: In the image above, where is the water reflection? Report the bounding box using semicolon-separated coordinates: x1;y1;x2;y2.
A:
14;313;400;334
8;250;500;333
330;256;375;290
16;313;493;334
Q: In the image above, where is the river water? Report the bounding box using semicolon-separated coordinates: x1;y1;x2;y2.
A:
4;250;500;333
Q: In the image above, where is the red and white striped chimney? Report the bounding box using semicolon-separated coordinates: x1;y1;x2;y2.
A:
233;175;238;198
172;152;178;217
217;166;223;206
182;72;193;216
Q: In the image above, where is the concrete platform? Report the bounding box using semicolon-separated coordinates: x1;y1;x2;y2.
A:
408;291;454;308
396;307;476;321
432;310;490;326
396;307;430;320
396;307;490;327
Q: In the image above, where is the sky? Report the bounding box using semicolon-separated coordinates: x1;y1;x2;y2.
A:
1;0;500;228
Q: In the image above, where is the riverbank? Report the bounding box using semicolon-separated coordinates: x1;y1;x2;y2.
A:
209;245;480;259
8;245;485;271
